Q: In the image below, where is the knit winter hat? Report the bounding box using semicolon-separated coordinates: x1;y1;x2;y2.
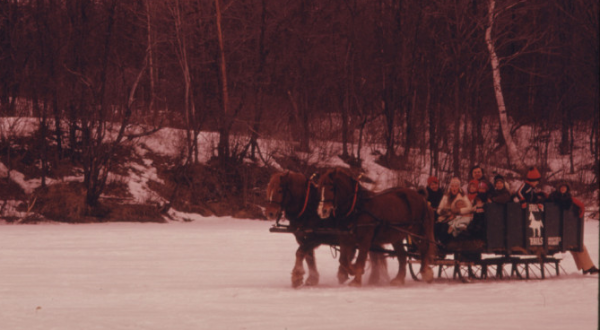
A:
494;174;505;184
427;176;439;185
526;167;541;181
449;177;461;187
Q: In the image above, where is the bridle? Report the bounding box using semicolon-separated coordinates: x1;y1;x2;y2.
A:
268;172;313;225
319;171;361;218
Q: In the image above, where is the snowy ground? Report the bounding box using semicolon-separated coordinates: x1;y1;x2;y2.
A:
0;217;597;330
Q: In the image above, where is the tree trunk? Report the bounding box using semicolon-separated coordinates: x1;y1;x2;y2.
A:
249;0;268;160
173;0;197;164
485;0;525;172
452;77;461;178
145;0;157;121
215;0;231;163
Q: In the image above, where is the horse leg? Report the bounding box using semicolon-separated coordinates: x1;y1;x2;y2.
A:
337;245;355;284
304;247;319;286
349;240;371;287
390;241;407;286
367;251;389;285
419;240;434;283
291;246;306;288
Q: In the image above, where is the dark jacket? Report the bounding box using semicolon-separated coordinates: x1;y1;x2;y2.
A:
426;186;444;210
516;182;545;204
489;187;511;204
549;184;585;218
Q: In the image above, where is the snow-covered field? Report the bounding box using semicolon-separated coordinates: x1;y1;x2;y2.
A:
0;216;597;330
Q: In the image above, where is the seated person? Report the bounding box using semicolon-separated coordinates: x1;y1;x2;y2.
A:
516;167;547;209
467;181;490;239
549;182;598;275
467;180;478;203
466;165;492;192
473;181;490;212
426;176;444;210
426;176;444;222
436;178;473;240
489;174;511;204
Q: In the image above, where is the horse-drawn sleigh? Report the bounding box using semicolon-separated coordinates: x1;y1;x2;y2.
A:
406;202;583;283
266;168;584;287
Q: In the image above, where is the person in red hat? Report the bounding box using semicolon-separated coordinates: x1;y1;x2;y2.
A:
467;180;491;240
465;165;492;196
467;180;479;203
516;167;546;208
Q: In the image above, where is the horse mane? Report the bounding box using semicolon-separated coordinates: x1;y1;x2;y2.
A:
329;167;375;199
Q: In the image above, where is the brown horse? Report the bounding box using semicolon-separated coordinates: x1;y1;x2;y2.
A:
266;171;388;287
317;167;435;286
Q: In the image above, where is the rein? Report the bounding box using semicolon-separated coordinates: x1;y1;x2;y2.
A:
357;208;440;247
337;174;361;218
344;179;360;217
273;173;313;226
296;177;312;218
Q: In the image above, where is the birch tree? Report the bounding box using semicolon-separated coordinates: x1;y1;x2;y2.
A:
485;0;526;171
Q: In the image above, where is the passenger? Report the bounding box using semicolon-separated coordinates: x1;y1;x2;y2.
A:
516;167;546;209
489;174;511;204
549;183;598;275
466;165;492;193
467;180;478;203
467;181;490;239
473;181;490;213
436;178;473;240
426;176;444;214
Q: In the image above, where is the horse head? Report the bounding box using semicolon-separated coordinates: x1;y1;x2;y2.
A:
317;168;361;219
266;171;313;221
265;172;290;220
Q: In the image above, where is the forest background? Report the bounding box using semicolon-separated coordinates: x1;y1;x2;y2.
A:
0;0;598;222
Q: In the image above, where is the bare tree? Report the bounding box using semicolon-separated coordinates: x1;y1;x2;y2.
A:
170;0;200;164
215;0;231;163
485;0;540;172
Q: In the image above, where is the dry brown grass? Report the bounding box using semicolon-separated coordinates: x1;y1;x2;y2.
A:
34;182;88;222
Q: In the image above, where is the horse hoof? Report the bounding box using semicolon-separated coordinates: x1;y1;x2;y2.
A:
337;268;350;284
291;274;304;288
422;268;434;283
337;272;349;284
305;276;319;286
348;279;362;287
390;278;405;286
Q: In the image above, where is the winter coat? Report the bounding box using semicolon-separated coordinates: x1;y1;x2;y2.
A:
489;187;511;204
465;180;478;202
549;184;585;218
426;186;444;210
437;192;473;223
516;182;545;204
